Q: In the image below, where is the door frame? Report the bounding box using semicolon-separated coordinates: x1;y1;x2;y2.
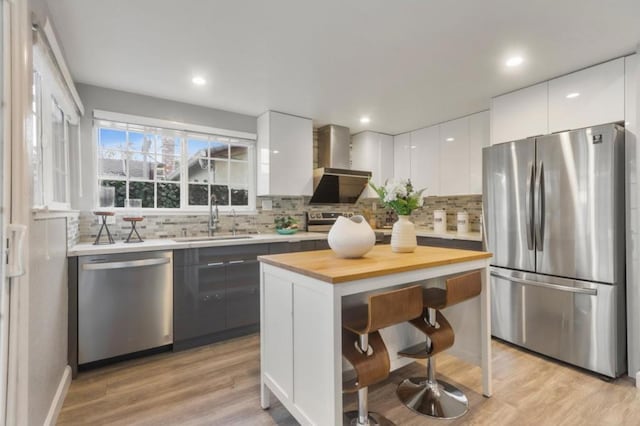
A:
4;0;32;424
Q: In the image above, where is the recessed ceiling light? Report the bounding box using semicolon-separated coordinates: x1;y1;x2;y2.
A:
192;76;207;86
446;137;455;142
360;116;370;124
272;150;280;154
566;92;580;99
505;56;524;67
410;145;417;149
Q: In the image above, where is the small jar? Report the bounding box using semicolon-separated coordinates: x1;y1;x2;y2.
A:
457;211;469;234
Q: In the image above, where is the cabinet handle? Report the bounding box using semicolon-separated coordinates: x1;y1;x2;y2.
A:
207;262;224;267
228;260;245;264
215;293;223;300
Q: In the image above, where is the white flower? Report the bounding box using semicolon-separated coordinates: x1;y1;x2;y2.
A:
384;192;397;203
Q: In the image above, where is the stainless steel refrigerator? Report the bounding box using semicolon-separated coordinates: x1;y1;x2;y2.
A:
483;123;626;378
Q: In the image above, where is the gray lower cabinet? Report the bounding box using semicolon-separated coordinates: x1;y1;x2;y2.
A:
173;243;269;350
173;239;326;351
417;236;483;251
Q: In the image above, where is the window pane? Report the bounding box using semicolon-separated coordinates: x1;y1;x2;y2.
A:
210;141;228;159
187;138;209;158
99;149;126;178
157;183;180;208
127;131;154;154
230;161;248;186
231;188;248;206
158;135;181;156
211;159;229;185
188;157;210;183
156;155;181;181
211;185;229;205
128;153;156;180
99;128;127;150
51;99;67;203
188;184;208;206
129;181;155;208
100;180;126;207
230;145;248;160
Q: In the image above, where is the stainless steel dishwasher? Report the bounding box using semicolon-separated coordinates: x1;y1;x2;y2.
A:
78;251;173;364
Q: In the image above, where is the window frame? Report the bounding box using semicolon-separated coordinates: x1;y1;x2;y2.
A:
94;113;257;213
32;43;78;211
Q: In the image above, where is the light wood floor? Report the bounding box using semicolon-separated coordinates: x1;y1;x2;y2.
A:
58;334;640;425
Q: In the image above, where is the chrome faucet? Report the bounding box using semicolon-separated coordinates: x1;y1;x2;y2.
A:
208;195;219;236
231;209;237;236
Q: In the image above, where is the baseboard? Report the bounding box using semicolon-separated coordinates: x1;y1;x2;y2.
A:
44;365;71;426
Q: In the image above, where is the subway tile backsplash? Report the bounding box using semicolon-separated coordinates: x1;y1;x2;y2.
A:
73;194;482;245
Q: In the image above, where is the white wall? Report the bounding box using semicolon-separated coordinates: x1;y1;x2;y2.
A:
627;50;640;378
73;83;257;211
27;217;69;425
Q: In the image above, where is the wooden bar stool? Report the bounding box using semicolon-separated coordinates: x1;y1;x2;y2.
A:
396;271;482;419
342;285;424;426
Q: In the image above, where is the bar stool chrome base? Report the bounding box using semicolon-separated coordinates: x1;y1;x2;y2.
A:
343;411;394;426
396;377;469;420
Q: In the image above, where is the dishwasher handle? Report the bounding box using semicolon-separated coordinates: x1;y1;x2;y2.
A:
82;257;170;271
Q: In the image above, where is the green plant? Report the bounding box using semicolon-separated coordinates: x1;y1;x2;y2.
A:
369;179;426;215
274;216;298;230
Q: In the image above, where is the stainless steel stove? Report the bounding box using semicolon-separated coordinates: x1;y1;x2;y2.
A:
305;211;355;233
305;211;386;244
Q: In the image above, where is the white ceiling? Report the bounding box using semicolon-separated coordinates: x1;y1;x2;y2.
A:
46;0;640;135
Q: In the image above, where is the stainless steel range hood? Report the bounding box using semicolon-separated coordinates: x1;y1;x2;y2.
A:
309;125;372;204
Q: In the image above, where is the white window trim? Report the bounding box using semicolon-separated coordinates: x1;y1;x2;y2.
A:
94;113;257;212
94;110;256;141
32;44;77;211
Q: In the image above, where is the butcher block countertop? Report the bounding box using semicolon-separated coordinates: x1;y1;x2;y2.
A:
258;245;492;284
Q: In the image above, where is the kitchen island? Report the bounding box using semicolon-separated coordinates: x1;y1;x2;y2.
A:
258;245;493;425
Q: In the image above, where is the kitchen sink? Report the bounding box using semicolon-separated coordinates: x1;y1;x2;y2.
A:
172;235;254;242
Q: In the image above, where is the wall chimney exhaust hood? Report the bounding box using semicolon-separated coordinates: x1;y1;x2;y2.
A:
309;125;372;204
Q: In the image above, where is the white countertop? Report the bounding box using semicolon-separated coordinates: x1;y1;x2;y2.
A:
375;227;483;242
67;232;329;257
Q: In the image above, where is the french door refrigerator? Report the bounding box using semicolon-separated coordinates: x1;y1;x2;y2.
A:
483;123;626;378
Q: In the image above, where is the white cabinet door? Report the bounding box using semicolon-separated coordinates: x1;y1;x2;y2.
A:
411;126;439;196
490;82;548;144
257;111;313;196
379;133;394;185
548;58;625;133
469;111;490;194
393;133;411;181
439;117;470;195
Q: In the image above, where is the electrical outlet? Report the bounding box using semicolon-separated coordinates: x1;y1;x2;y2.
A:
262;199;273;211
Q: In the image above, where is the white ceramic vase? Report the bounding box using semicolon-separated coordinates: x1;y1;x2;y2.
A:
327;215;376;258
391;215;417;253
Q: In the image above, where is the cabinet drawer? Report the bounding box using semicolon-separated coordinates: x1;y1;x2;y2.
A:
174;243;269;266
269;240;317;254
417;237;482;251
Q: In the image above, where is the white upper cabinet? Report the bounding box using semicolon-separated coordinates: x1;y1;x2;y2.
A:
257;111;313;196
439;116;470;195
490;82;548;144
468;111;490;194
351;131;394;198
548;58;625;133
410;125;440;196
393;133;412;181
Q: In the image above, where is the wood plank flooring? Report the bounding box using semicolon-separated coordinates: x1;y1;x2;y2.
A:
58;334;640;425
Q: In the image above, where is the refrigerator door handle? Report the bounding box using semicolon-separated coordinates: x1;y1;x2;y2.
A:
535;161;545;250
490;271;597;295
525;162;535;251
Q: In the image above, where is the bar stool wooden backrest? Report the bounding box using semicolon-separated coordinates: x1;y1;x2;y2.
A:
342;285;427;425
396;270;483;420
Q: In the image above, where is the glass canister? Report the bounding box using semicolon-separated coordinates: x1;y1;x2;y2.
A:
97;186;115;212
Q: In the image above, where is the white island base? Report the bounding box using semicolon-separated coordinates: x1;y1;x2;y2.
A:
259;247;492;425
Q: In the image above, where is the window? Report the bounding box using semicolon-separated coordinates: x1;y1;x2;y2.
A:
96;119;255;210
31;43;78;210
